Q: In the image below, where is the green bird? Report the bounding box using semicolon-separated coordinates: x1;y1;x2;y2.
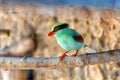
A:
48;22;96;60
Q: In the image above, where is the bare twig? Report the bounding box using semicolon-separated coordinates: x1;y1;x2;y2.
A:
0;49;119;70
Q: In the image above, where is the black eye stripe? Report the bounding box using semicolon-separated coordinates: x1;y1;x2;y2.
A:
53;23;68;32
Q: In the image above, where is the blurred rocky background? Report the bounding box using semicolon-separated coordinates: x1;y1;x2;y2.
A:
0;0;119;80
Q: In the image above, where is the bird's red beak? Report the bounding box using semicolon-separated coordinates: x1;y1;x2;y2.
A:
48;31;54;36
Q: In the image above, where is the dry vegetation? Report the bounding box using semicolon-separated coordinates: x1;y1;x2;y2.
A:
0;3;119;80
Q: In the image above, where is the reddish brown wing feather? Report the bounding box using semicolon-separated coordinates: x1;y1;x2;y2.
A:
73;35;84;42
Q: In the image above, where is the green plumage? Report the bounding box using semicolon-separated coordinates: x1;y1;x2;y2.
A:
55;28;84;51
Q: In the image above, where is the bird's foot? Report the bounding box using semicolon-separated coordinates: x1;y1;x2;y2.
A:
59;51;68;61
71;50;78;57
60;55;67;61
71;53;77;56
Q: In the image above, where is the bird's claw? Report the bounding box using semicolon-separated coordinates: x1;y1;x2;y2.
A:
60;55;67;61
71;53;77;57
71;50;78;57
59;51;68;61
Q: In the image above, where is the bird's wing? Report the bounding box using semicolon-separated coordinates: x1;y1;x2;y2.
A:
73;35;84;42
69;29;96;53
69;29;84;43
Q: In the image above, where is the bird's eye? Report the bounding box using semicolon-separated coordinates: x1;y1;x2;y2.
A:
54;27;60;32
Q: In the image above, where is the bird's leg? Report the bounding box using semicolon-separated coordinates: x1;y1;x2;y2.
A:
60;51;68;61
72;50;78;57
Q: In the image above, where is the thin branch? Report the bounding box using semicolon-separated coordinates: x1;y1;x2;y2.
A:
0;49;119;70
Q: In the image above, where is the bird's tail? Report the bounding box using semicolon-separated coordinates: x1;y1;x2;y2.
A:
82;44;96;53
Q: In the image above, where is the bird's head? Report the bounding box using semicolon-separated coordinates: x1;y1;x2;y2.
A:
48;22;69;36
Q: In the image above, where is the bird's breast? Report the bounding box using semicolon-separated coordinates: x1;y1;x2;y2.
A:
55;35;84;51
